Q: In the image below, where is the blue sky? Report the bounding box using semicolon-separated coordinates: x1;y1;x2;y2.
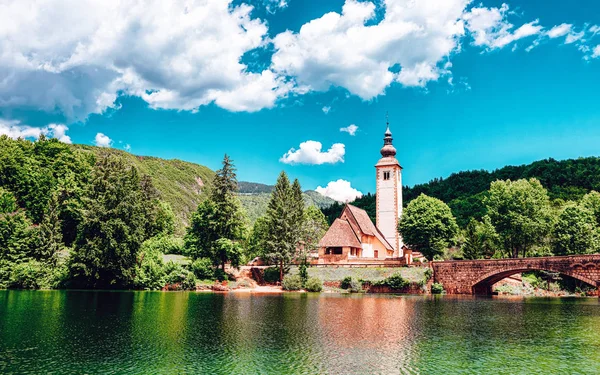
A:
1;0;600;201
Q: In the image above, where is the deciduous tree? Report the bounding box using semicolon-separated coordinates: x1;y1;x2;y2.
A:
398;194;458;260
551;204;598;256
485;178;553;258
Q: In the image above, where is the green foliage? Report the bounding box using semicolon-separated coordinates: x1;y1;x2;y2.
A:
184;155;246;270
133;240;167;290
0;188;17;214
298;260;309;286
190;258;215;280
281;274;303;291
163;262;197;290
462;216;499;260
262;172;305;280
340;276;353;289
431;283;445;294
423;267;433;281
246;216;269;261
375;273;409;290
398;194;459;260
301;205;329;253
581;191;600;226
68;155;157;288
7;260;49;289
263;266;280;283
551;204;598;255
349;279;362;293
305;277;323;292
70;144;213;236
322;157;600;227
141;235;184;255
238;188;334;226
485;178;553;258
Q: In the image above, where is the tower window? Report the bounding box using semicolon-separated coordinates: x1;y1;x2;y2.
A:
383;171;390;180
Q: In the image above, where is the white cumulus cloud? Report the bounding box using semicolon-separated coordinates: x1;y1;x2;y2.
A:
316;179;363;202
0;0;598;126
547;23;572;39
0;119;46;140
272;0;469;96
0;0;288;121
94;133;113;148
280;140;345;165
340;124;358;136
464;4;543;49
47;124;72;144
0;120;72;143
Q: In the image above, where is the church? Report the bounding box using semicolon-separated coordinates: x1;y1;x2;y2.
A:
317;123;407;264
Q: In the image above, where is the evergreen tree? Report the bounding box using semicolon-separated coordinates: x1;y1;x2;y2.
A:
68;155;150;288
301;205;329;254
185;155;245;270
462;216;499;260
37;193;63;264
263;172;299;280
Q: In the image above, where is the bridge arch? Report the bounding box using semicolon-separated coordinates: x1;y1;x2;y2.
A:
471;267;597;295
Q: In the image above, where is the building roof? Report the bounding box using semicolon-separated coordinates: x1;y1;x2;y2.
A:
345;204;394;251
318;218;362;248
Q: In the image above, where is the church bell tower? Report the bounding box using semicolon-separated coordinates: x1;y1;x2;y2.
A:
375;120;403;257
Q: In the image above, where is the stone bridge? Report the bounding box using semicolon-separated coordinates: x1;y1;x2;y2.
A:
432;254;600;295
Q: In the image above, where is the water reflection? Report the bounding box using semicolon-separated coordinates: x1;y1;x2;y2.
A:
1;291;600;374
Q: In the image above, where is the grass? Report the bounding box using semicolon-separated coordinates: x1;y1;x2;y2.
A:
163;254;191;265
288;266;429;283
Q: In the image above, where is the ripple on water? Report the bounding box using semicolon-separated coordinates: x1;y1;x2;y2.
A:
1;292;600;374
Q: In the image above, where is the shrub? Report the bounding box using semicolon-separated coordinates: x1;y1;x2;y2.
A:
431;282;445;294
134;243;166;290
281;274;303;291
263;266;280;283
305;277;323;292
349;279;362;293
7;260;48;289
423;267;433;281
191;258;214;280
340;276;353;289
163;262;197;290
383;273;409;290
213;268;228;282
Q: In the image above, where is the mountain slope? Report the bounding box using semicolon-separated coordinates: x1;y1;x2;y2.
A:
72;145;213;234
72;146;335;230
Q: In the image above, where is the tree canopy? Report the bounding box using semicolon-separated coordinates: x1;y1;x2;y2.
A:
398;194;459;260
485;178;553;258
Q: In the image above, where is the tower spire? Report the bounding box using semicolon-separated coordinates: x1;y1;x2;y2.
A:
380;114;396;157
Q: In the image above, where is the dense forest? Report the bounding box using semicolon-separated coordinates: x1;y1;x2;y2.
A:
322;157;600;227
0;136;329;290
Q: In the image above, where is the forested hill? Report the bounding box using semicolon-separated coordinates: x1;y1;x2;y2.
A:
55;144;214;235
0;137;333;234
322;157;600;227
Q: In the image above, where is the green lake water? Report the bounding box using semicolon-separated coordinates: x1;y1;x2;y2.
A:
1;291;600;374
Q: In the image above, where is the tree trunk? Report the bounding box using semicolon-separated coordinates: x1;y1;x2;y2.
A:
222;261;226;272
279;260;284;282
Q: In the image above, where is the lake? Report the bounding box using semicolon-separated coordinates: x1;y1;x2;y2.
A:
1;291;599;374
